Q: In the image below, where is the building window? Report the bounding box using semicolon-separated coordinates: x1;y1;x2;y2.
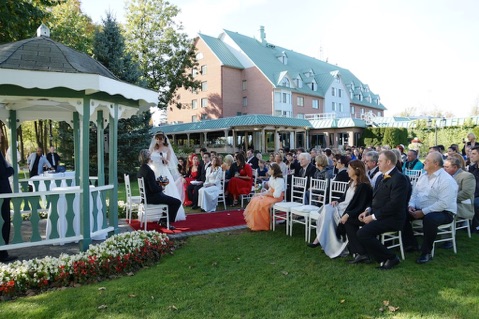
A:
192;69;198;78
339;103;343;112
296;113;304;119
331;87;336;96
332;102;336;111
281;77;290;87
338;89;342;98
242;80;247;91
378;111;382;117
201;98;208;108
192;115;198;122
311;82;316;91
196;52;203;60
201;81;208;91
361;108;365;114
237;112;242;116
351;106;355;114
242;97;248;107
192;99;197;109
275;110;282;116
201;114;208;120
312;100;319;109
200;65;207;75
297;96;304;107
282;93;290;104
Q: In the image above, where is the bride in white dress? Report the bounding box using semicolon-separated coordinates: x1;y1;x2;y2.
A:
149;132;186;221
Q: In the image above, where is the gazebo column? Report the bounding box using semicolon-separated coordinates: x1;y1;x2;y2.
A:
8;110;19;192
186;133;190;148
203;132;207;147
108;105;119;234
73;112;80;185
79;98;91;251
232;129;237;151
305;130;310;150
96;111;105;186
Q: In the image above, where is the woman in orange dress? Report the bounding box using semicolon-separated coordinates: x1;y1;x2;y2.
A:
184;154;199;206
227;152;253;206
243;163;285;231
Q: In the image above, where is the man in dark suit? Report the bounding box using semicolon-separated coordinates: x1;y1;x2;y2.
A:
46;146;61;171
246;149;259;170
188;152;210;209
345;150;410;270
0;129;17;262
137;149;180;228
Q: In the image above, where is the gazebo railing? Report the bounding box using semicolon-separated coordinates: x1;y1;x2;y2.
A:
0;184;114;250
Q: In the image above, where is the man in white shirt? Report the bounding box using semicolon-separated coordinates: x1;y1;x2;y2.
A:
403;151;458;264
27;147;52;177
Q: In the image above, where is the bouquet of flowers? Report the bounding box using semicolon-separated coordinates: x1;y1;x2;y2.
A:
156;175;169;186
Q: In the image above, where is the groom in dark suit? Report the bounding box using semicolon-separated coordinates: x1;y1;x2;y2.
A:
345;150;410;270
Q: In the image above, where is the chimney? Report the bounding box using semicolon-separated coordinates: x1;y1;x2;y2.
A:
37;23;50;37
259;26;267;46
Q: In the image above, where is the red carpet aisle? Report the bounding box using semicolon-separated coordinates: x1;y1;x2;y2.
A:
127;209;246;234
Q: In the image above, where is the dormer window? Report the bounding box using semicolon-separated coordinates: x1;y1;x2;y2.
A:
281;77;290;87
295;77;303;88
310;81;317;91
277;51;288;65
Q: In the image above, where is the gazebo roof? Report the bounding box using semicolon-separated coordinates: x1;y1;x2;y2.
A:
0;36;118;79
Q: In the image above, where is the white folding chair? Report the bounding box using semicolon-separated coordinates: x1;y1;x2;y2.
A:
404;169;422;187
241;171;257;208
329;180;349;203
432;221;456;257
137;177;169;231
217;171;227;211
455;216;471;238
290;178;328;241
271;176;307;235
411;219;457;257
124;174;141;222
381;230;405;260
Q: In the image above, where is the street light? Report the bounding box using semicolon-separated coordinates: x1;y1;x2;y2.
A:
427;117;447;146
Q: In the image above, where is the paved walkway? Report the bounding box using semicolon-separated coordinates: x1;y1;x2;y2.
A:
4;219;247;263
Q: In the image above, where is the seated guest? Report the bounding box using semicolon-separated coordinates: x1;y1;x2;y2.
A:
183;154;202;206
314;154;334;180
188;152;211;209
256;160;269;183
27;147;52;178
243;163;284;231
345;150;410;269
444;156;475;222
222;154;234;180
285;152;299;175
402;151;458;264
292;153;316;202
308;160;372;258
467;146;479;232
363;151;382;189
246;148;259;169
227;153;253;206
137;149;180;229
198;157;223;212
177;156;187;177
402;149;424;173
333;155;350;182
46;146;61;171
274;153;288;178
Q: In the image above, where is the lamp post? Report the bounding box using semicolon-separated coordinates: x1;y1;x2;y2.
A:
427;117;447;146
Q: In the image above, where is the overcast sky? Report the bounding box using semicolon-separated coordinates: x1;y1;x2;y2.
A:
81;0;479;118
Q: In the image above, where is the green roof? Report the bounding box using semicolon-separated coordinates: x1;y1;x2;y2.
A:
222;29;385;110
154;114;312;134
199;34;244;69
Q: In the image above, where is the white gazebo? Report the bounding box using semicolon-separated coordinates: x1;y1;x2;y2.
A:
0;25;158;250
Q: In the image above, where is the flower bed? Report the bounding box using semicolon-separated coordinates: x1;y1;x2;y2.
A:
0;231;174;299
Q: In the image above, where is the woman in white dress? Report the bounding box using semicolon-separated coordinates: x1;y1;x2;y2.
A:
149;132;186;221
307;160;372;258
198;157;223;212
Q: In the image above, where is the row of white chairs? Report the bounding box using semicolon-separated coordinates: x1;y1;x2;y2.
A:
270;175;469;260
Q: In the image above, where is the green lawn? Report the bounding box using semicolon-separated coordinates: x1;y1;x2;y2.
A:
1;225;478;318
